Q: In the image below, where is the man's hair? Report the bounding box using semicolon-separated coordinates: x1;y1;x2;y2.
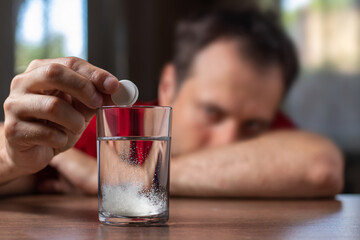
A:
173;8;299;93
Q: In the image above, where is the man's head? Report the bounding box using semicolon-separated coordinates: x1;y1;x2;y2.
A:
158;9;299;156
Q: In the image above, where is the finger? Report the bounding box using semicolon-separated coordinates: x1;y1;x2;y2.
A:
7;94;86;135
50;148;98;195
5;119;68;149
71;93;115;123
26;57;119;94
13;63;103;109
70;98;96;123
55;93;114;124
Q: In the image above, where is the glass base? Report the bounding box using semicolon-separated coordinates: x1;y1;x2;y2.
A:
99;211;169;226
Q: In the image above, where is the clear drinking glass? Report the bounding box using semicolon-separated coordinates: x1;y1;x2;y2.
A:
97;106;172;225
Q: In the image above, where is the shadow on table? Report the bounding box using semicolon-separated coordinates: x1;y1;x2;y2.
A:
97;224;169;239
0;194;171;239
167;197;343;239
0;194;97;221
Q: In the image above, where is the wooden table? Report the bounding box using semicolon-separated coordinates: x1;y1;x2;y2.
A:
0;194;359;239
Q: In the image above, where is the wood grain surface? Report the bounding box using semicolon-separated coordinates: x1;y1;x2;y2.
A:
0;194;359;239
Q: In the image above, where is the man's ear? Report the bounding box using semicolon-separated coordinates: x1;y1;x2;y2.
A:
158;63;177;106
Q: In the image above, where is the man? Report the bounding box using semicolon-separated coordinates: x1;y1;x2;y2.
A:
0;9;343;197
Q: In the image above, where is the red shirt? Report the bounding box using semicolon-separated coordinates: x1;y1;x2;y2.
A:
74;102;295;158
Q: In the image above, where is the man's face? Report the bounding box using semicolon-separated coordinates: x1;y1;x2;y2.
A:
166;39;284;156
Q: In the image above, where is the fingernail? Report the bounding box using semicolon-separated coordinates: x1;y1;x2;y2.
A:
103;76;119;92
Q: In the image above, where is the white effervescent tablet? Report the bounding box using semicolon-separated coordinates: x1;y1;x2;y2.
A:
111;80;139;106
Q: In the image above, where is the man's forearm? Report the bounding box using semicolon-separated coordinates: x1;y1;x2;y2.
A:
170;130;344;198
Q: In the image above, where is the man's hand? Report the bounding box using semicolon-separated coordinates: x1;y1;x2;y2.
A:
35;148;98;195
1;57;119;184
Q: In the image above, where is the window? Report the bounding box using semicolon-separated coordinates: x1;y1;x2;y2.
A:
282;0;360;74
15;0;87;73
282;0;360;152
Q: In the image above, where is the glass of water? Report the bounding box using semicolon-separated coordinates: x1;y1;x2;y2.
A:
97;106;172;225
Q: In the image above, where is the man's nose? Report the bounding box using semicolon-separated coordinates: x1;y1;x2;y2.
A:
209;119;240;147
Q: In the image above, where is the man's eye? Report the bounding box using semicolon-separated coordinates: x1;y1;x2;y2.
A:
242;121;267;137
202;105;223;123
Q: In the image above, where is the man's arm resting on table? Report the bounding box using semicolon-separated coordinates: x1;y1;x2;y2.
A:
170;130;344;198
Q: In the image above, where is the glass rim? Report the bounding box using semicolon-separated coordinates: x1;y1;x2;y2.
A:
97;105;172;110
